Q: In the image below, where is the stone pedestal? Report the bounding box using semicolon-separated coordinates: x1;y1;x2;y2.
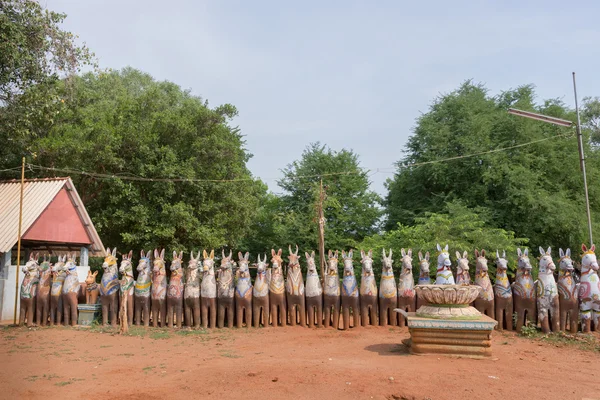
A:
402;313;497;358
77;304;101;326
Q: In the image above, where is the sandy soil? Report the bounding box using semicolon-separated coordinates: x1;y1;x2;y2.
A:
0;323;599;400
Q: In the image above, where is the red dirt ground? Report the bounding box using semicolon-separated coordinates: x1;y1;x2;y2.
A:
1;323;599;400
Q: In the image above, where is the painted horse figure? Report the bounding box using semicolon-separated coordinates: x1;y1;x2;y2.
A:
397;248;416;328
184;251;202;329
579;244;600;332
85;270;99;305
359;249;377;326
512;248;536;332
455;251;471;286
253;254;270;327
474;249;494;319
416;251;431;309
100;247;120;326
119;250;135;327
323;250;341;329
536;247;559;333
235;252;253;328
151;249;167;327
557;248;578;333
494;250;513;331
304;251;323;328
340;250;360;330
134;250;152;326
217;250;235;329
435;244;455;285
269;249;287;327
49;255;66;325
167;251;184;328
286;245;306;327
201;250;217;328
19;253;39;327
36;256;52;326
62;253;80;326
379;249;397;327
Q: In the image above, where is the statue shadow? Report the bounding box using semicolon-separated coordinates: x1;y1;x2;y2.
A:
364;343;410;356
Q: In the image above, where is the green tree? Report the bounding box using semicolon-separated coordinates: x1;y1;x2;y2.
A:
0;0;95;167
276;143;382;256
385;81;600;253
2;68;265;254
361;201;528;281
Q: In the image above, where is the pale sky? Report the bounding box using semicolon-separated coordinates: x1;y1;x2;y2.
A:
47;0;600;194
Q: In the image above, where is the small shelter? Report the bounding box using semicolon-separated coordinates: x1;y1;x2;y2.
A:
0;177;104;320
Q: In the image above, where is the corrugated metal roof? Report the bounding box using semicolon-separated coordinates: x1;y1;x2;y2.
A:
0;177;104;255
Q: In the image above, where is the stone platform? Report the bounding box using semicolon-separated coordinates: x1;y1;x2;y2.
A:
401;312;498;359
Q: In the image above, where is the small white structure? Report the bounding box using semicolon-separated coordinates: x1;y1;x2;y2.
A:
0;177;104;321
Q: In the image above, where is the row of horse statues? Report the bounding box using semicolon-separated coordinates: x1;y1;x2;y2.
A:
18;243;600;334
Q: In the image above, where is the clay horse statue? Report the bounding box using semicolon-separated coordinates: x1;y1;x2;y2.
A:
536;247;559;333
49;255;66;326
416;251;431;309
474;249;494;319
379;249;397;327
435;244;455;284
235;252;253;328
167;251;184;328
184;251;202;329
494;250;513;331
62;253;80;326
119;250;135;327
253;254;270;327
269;249;286;327
397;248;416;328
151;248;168;327
455;251;471;285
359;249;378;326
19;253;40;327
579;243;600;333
340;250;360;330
304;251;323;328
323;250;341;329
557;248;578;333
217;250;235;329
286;245;305;327
134;250;152;326
512;248;536;332
101;247;120;326
36;256;53;326
201;250;217;328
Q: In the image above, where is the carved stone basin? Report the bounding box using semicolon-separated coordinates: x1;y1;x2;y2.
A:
415;284;482;305
413;284;483;319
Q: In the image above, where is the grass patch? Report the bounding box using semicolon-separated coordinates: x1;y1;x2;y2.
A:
99;345;112;348
25;375;38;382
150;330;170;340
519;326;600;353
55;381;72;387
142;366;155;374
126;326;148;337
176;328;208;336
118;353;135;357
219;350;241;359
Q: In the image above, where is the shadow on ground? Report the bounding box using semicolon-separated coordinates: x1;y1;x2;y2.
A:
364;343;410;356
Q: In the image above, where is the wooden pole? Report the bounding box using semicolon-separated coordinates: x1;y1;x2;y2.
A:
318;179;326;284
13;157;25;325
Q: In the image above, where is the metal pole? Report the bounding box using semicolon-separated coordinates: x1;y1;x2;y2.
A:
572;72;594;246
318;179;326;284
13;157;25;325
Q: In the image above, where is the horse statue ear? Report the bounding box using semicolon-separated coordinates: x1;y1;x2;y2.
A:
582;243;588;253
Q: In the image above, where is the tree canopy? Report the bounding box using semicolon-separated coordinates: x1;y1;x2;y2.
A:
2;68;265;253
384;82;600;253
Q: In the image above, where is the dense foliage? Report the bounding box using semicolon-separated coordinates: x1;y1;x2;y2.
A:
2;68;265;253
384;82;600;253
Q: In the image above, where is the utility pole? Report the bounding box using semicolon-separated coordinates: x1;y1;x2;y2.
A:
572;72;594;246
317;179;326;284
13;157;25;325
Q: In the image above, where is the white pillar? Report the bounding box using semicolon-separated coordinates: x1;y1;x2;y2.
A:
80;247;89;267
1;252;10;280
